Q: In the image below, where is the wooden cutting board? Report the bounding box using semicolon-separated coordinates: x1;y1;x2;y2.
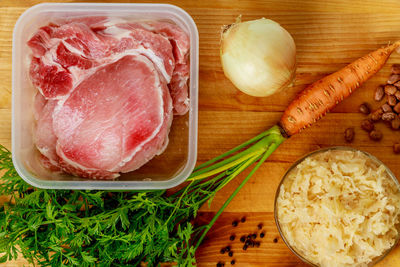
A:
1;0;400;266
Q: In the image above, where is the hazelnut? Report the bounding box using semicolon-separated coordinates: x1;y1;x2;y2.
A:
361;119;374;132
385;85;398;95
382;112;396;121
394;143;400;154
344;128;355;142
391;64;400;74
382;103;393;113
371;109;383;121
394;103;400;114
375;85;385;101
369;130;383;141
359;103;371;114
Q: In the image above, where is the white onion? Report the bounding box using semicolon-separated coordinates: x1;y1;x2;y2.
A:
220;17;296;97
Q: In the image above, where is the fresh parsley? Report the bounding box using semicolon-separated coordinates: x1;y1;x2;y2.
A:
0;126;285;266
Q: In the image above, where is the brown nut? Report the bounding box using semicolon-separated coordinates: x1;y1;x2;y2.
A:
359;103;371;115
391;64;400;74
382;112;396;121
361;119;374;132
394;143;400;154
371;109;383;121
394;80;400;88
385;85;398;95
395;90;400;101
388;95;398;106
392;117;400;130
369;130;383;141
382;103;393;113
387;74;400;84
394;102;400;114
375;85;385;101
344;128;355;143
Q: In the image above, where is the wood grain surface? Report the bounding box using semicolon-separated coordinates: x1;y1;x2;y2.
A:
1;0;400;266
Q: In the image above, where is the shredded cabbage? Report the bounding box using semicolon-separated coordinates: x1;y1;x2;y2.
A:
277;150;400;267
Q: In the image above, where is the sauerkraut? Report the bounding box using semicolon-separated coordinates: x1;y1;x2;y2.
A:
276;149;400;267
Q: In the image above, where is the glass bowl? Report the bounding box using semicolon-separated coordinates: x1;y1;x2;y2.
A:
274;146;400;267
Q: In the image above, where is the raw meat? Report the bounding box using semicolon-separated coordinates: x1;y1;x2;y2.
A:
169;63;190;115
53;55;172;178
102;23;175;81
28;17;190;179
34;100;59;170
33;92;47;121
109;20;191;114
28;22;108;99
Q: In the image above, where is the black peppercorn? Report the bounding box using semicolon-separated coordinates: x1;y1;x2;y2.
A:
255;241;260;247
225;246;231;252
257;223;263;230
229;235;235;241
273;238;278;243
245;240;251;246
240;216;246;223
231;260;235;265
220;248;225;254
243;244;248;250
228;251;233;257
240;236;246;243
260;232;265;238
247;234;252;240
252;233;257;239
217;262;223;267
232;220;238;227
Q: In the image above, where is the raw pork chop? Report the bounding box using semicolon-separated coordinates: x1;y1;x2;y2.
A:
34;100;60;170
109;20;191;114
28;17;190;113
28;22;107;99
98;24;175;82
33;92;47;121
169;63;190;115
52;55;172;179
29;17;189;179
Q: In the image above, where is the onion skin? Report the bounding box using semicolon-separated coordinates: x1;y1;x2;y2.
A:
220;18;296;97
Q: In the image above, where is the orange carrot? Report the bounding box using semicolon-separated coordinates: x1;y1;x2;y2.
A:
280;42;400;136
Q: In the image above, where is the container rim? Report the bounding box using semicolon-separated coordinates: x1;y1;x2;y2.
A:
273;146;400;267
13;2;198;28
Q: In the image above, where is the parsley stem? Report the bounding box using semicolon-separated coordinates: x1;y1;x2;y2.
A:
213;152;263;193
165;180;194;226
189;133;273;178
188;150;264;181
193;130;272;171
193;128;285;250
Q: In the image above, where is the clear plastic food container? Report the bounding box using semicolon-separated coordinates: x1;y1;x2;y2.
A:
12;3;198;190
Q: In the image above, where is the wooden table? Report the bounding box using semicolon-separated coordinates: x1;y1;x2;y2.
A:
1;0;400;266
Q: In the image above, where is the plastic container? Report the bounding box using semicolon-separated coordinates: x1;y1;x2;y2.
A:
274;147;400;267
12;3;198;190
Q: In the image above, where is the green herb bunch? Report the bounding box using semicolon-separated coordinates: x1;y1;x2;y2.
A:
0;126;285;266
